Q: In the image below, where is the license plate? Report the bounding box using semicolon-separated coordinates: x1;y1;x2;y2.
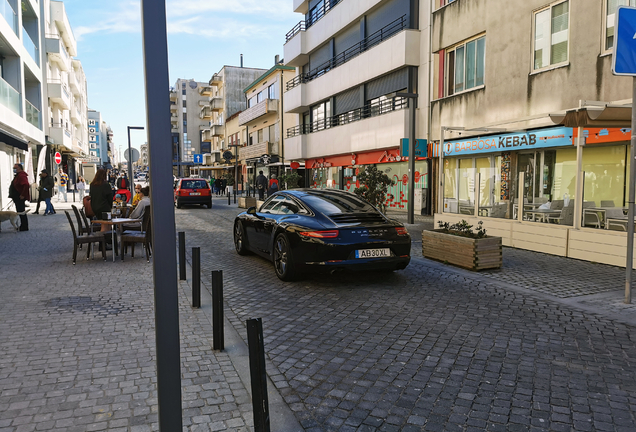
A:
355;248;390;259
190;192;201;196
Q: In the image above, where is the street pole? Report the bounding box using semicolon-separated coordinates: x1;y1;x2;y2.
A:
127;126;144;203
397;93;417;224
626;77;636;304
140;0;183;429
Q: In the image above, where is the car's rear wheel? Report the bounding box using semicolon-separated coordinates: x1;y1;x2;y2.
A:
234;221;250;255
273;233;297;281
176;200;182;209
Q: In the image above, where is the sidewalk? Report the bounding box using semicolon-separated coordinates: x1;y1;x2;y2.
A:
0;213;264;431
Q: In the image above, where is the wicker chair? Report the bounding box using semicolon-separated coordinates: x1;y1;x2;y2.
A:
65;211;107;264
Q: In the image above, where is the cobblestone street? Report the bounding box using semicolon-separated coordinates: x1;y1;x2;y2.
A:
0;198;635;431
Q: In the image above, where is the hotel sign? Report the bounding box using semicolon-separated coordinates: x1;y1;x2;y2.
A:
439;127;573;157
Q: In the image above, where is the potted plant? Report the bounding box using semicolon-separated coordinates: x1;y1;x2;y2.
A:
353;165;394;213
422;220;502;271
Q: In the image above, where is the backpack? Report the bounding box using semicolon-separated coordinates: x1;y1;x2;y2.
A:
270;182;278;191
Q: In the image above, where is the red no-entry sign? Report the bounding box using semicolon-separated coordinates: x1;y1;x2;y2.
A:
54;152;62;165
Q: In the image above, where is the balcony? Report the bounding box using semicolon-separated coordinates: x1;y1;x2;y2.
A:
238;99;279;126
293;0;308;13
0;76;21;116
239;141;279;161
47;80;71;110
211;124;224;137
201;128;212;142
49;122;73;150
285;0;383;67
199;105;212;119
171;126;179;133
70;104;81;124
45;35;69;71
286;97;407;160
170;102;178;111
209;74;222;87
199;85;213;96
23;28;39;67
69;71;81;95
170;113;178;124
50;1;77;56
0;0;17;35
285;29;419;113
209;97;223;111
169;90;178;101
25;100;41;129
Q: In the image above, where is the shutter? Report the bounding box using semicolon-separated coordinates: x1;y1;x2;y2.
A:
334;87;361;115
365;0;410;35
334;23;360;57
366;68;408;101
309;42;331;71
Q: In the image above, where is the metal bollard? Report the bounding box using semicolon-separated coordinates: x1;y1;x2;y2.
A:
212;270;224;350
233;189;236;204
247;318;270;432
192;247;201;308
178;232;186;280
227;191;231;205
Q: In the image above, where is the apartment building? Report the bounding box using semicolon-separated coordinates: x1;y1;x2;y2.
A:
430;0;636;267
170;78;209;177
238;61;295;191
0;0;47;210
283;0;431;211
200;65;267;172
43;0;89;185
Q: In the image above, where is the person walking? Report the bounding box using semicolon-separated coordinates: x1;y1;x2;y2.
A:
76;176;86;200
9;163;30;231
56;168;68;202
268;174;279;196
89;169;114;232
37;169;55;216
256;170;268;201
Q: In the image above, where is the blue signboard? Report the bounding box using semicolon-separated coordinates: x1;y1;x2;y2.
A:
439;127;573;157
400;138;428;158
612;6;636;76
193;154;203;164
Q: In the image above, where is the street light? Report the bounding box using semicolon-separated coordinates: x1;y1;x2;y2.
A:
127;126;144;202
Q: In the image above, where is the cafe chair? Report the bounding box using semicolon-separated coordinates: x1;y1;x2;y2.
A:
601;200;615;207
65;211;107;264
120;211;152;262
80;208;100;234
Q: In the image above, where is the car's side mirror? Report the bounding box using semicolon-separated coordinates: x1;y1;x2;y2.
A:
247;206;257;215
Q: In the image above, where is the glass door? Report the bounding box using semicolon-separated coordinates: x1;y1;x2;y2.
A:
518;153;537;203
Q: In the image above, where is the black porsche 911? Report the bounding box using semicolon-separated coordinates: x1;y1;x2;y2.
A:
233;189;411;281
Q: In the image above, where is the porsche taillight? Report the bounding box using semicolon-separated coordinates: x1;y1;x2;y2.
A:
299;230;339;238
395;227;408;236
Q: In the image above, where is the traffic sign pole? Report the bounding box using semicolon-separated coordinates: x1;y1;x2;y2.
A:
626;77;636;304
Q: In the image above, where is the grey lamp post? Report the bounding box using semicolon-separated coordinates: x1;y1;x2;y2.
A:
127;126;144;202
396;92;417;224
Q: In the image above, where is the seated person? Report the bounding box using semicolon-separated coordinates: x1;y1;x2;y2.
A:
128;186;150;220
132;184;143;206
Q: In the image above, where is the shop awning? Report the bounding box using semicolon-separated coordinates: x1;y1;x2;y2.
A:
549;103;633;128
0;129;28;151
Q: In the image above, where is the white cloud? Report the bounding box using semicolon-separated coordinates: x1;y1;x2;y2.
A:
74;1;140;41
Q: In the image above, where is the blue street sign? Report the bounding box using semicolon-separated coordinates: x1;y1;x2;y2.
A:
400;138;427;158
193;154;203;164
612;6;636;76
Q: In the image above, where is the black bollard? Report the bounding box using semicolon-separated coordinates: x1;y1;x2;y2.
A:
212;270;224;350
233;189;236;204
227;191;231;205
178;232;186;280
247;318;270;432
192;247;201;308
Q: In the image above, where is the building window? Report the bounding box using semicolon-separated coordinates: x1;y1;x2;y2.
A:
606;0;636;50
182;89;186;95
447;36;485;96
268;83;278;100
257;128;264;143
248;96;256;108
533;1;569;71
257;90;266;103
311;100;331;131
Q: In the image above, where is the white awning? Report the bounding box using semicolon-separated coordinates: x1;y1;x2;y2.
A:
549;103;633;128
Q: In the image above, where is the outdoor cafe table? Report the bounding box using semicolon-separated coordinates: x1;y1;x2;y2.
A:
92;218;140;262
524;208;561;223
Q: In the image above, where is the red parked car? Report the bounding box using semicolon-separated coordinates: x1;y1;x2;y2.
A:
174;178;212;209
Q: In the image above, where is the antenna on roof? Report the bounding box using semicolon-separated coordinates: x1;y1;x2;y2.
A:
240;54;243;68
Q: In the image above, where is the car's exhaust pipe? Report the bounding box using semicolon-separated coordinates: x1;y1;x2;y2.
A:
330;268;344;275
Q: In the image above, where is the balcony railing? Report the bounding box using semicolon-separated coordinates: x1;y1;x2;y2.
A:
0;76;20;115
0;0;16;34
286;96;407;138
25;100;41;129
23;28;39;66
285;0;343;42
286;15;407;91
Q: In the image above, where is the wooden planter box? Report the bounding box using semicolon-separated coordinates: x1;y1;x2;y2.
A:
422;229;502;271
238;197;256;209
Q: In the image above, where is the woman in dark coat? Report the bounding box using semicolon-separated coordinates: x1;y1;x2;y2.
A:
90;169;113;231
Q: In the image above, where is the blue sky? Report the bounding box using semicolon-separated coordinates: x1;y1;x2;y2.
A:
63;0;299;155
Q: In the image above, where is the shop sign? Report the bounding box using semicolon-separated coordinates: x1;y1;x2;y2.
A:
440;126;573;157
